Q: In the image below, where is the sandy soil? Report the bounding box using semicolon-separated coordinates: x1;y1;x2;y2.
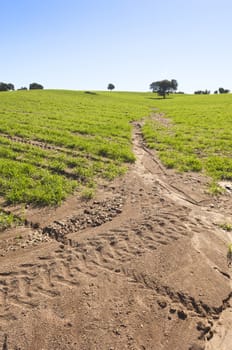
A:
0;123;231;350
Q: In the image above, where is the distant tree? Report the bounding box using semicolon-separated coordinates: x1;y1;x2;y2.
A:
7;83;14;91
29;82;44;90
0;82;14;91
194;90;210;95
149;79;178;98
107;83;115;91
219;87;230;94
214;90;218;94
170;79;178;91
18;87;28;91
0;82;8;91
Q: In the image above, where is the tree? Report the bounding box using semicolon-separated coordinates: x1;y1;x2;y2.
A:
194;90;210;95
170;79;178;91
219;87;230;94
7;83;14;91
107;83;115;91
0;82;8;91
0;82;14;91
149;79;178;98
29;82;44;90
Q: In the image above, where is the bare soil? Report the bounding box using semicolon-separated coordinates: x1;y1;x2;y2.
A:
0;123;232;350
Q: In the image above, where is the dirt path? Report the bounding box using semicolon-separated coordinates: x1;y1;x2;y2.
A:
0;123;231;349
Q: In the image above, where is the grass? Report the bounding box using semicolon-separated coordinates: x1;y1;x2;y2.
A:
0;90;153;207
219;223;232;232
0;210;22;231
208;181;225;195
81;188;95;201
142;93;232;186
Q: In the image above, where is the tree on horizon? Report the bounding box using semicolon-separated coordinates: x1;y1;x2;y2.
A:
149;79;178;98
107;83;115;91
218;87;230;94
29;82;44;90
0;82;15;91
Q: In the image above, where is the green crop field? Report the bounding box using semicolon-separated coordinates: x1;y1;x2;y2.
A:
0;90;152;211
142;93;232;191
0;89;232;229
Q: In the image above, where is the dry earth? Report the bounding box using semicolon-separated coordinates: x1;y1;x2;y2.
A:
0;123;232;350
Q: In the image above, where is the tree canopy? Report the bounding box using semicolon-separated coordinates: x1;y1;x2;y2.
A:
107;83;115;91
194;89;210;95
29;82;44;90
218;87;230;94
0;82;15;91
149;79;178;98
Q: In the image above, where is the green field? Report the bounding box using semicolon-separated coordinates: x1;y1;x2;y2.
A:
0;90;232;229
142;93;232;188
0;90;152;209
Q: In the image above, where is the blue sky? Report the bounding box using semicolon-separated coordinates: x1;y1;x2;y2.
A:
1;0;232;93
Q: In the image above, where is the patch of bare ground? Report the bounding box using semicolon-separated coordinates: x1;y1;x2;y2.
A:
0;122;231;349
151;112;173;128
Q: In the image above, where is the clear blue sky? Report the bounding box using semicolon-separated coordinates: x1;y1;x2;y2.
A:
1;0;232;93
